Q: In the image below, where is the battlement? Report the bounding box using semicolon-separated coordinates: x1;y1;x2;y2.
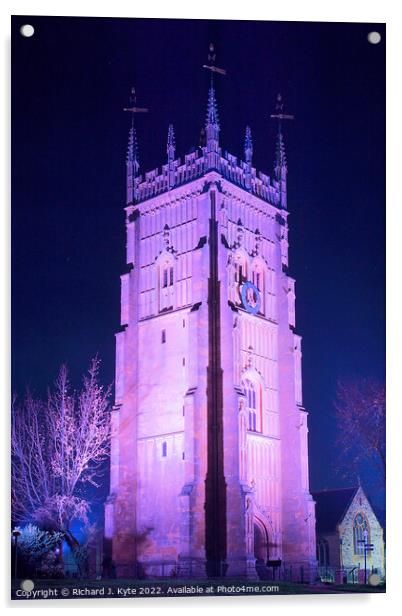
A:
129;147;281;207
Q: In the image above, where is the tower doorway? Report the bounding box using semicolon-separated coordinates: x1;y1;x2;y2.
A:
254;519;269;579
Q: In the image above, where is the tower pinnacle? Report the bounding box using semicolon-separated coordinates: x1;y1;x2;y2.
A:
244;126;253;164
124;87;149;204
126;125;139;205
206;84;220;132
203;43;225;164
244;126;253;190
127;124;139;171
270;93;294;208
275;129;287;176
167;123;176;189
167;123;176;156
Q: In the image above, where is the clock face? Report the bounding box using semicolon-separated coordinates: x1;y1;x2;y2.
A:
241;281;261;315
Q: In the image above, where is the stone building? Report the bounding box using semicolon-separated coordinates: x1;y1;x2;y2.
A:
312;486;385;582
104;60;317;580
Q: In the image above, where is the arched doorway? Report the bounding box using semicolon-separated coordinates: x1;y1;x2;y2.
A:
254;519;269;579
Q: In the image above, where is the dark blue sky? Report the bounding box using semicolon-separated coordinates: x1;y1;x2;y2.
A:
11;17;385;503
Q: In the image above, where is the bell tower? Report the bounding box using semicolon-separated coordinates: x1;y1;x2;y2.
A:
105;52;317;582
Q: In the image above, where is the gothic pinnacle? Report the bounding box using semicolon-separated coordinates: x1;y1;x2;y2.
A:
167;123;175;156
167;124;176;190
124;86;148;204
270;93;294;177
244;126;253;190
270;93;293;209
205;84;220;130
127;125;139;173
202;43;225;162
275;130;287;174
244;126;253;163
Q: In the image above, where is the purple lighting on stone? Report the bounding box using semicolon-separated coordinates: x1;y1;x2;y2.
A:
104;77;317;582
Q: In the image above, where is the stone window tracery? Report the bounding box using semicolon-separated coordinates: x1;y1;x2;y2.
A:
251;259;266;315
229;250;249;306
158;254;175;312
353;512;370;555
317;538;330;567
243;377;262;433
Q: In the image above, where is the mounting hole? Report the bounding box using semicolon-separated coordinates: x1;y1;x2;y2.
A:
368;573;381;586
367;31;381;45
21;579;35;592
20;24;34;38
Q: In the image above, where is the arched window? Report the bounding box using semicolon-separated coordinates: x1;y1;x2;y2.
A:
243;378;262;433
229;250;249;307
251;259;266;315
317;539;330;567
158;254;175;312
162;264;174;289
234;254;247;286
353;513;370;555
238;399;247;482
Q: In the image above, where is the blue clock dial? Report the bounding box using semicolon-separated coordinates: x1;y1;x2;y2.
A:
241;281;261;315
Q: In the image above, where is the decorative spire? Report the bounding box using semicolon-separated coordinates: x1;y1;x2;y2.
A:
270;93;294;208
167;123;175;157
126;125;139;204
123;87;149;205
205;81;220;157
127;125;139;170
244;126;253;190
275;130;287;176
202;43;225;163
167;124;176;190
244;126;253;163
206;84;220;130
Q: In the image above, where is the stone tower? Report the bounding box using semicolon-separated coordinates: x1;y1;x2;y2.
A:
104;74;317;581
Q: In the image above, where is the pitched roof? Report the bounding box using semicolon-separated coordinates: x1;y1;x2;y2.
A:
311;487;358;533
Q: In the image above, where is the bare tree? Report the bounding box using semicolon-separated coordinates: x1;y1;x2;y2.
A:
12;393;54;526
334;378;385;485
12;358;112;546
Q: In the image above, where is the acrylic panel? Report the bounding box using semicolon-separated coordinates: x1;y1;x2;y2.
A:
11;16;385;600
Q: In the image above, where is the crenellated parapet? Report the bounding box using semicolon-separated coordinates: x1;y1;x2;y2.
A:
130;147;282;208
125;65;292;211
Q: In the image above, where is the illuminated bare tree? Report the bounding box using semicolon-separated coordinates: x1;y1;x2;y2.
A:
11;393;54;525
12;358;111;545
334;378;385;485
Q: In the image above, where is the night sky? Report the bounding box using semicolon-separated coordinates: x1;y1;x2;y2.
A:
11;17;385;505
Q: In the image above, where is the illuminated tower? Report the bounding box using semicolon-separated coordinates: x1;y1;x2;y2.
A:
105;62;316;581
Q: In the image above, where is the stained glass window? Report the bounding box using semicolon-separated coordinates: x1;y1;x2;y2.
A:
353;512;370;555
